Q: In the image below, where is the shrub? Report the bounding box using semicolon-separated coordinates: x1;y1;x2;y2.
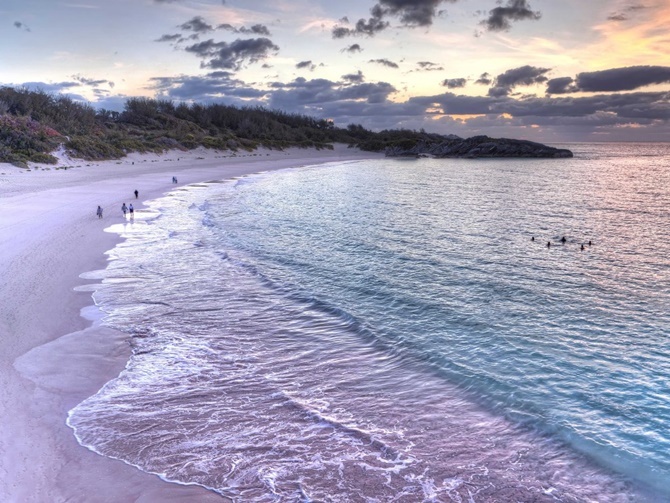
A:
29;152;58;164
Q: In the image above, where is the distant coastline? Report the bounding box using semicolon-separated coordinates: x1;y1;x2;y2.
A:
1;86;570;168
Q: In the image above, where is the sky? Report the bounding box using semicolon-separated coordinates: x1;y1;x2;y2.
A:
1;0;669;142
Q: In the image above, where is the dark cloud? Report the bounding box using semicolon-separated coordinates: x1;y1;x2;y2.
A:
546;77;577;95
150;71;266;105
156;33;183;42
180;16;214;33
244;24;271;36
72;75;115;88
185;38;279;71
342;44;363;53
489;91;670;121
218;23;271;36
475;72;492;85
488;65;549;96
606;13;627;21
376;0;458;27
484;0;541;32
18;81;81;93
487;86;510;97
307;89;668;138
495;65;549;88
607;3;647;22
296;60;316;71
342;71;365;84
416;61;444;71
576;66;670;92
441;78;467;88
13;21;31;32
545;66;670;95
267;77;396;110
332;9;389;38
332;0;456;38
369;58;399;68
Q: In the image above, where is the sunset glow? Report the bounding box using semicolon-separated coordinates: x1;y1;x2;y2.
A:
1;0;668;142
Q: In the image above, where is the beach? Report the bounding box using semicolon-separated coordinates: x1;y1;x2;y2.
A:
0;145;382;502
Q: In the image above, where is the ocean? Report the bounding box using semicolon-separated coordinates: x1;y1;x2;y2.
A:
69;143;670;501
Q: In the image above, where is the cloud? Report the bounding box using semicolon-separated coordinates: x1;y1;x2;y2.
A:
218;23;271;36
342;44;363;53
475;72;492;85
441;78;467;88
296;60;316;71
180;16;214;33
342;71;365;84
488;91;670;121
185;38;279;71
575;66;670;92
332;7;389;38
72;75;115;88
150;71;266;105
156;33;183;43
546;77;577;95
606;13;627;22
369;58;399;68
268;77;396;110
416;61;444;71
376;0;458;27
332;0;457;38
291;87;668;142
17;81;81;93
13;21;31;32
607;3;647;22
488;65;550;96
546;66;670;94
483;0;541;32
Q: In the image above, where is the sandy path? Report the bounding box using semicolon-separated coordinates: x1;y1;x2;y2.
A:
0;145;381;502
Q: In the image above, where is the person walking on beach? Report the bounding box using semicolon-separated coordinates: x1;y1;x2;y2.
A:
172;176;178;184
122;203;127;216
134;189;139;199
96;205;103;219
129;203;134;218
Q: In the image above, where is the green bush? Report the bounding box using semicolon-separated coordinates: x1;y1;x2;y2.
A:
66;135;124;160
29;152;58;164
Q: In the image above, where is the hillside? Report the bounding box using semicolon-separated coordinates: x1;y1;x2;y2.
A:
0;86;571;167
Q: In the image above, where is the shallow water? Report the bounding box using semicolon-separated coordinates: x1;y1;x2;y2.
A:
69;143;670;501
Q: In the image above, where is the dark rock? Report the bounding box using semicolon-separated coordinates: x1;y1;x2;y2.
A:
385;135;573;159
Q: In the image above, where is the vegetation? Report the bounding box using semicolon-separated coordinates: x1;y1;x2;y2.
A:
0;86;447;165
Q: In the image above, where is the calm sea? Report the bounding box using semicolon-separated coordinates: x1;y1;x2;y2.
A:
69;143;670;501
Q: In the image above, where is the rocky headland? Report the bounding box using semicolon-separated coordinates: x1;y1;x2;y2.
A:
385;135;573;159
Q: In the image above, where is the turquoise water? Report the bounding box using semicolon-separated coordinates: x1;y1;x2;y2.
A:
70;143;670;501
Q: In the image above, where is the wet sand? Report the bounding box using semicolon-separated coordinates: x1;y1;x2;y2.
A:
0;145;381;502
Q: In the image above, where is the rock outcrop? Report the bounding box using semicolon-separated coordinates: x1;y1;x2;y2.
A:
385;135;573;159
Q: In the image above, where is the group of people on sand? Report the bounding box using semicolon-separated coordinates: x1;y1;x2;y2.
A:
96;188;140;220
95;177;178;220
532;235;593;251
121;202;134;218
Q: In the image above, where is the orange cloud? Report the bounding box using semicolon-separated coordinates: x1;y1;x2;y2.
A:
591;3;670;68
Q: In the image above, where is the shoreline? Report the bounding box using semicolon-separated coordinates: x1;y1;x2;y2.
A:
0;145;381;502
